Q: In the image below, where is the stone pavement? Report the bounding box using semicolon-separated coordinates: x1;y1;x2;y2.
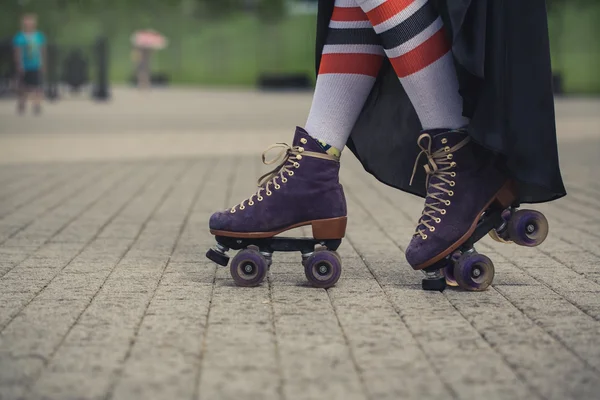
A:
0;88;599;400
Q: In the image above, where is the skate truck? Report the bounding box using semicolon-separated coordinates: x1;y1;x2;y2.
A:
207;236;343;289
421;204;549;292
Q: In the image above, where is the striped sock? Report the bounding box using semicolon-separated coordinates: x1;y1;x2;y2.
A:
305;0;385;152
357;0;468;130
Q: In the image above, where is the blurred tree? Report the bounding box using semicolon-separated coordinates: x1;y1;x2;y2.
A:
256;0;287;76
258;0;286;23
195;0;244;19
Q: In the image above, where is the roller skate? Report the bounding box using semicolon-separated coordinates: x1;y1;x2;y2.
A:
206;127;347;288
406;130;549;292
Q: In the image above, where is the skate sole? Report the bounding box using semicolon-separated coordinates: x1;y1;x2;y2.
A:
413;180;517;271
210;216;347;240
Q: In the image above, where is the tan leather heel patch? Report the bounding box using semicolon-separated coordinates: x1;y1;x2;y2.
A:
311;217;347;240
494;180;518;209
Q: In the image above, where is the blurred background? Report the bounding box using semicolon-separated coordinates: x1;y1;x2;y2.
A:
0;0;599;95
0;3;599;399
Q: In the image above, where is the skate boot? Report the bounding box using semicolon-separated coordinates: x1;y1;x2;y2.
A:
405;130;516;273
207;127;347;288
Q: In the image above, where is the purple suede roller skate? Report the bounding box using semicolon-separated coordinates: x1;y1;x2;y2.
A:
206;127;347;288
406;130;549;292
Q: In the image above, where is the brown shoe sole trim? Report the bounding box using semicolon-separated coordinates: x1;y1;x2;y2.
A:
413;180;517;271
210;216;347;240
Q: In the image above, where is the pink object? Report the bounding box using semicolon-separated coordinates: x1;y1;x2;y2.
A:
131;30;168;50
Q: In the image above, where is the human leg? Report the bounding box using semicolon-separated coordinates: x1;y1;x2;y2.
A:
209;0;385;237
305;0;385;154
356;0;512;270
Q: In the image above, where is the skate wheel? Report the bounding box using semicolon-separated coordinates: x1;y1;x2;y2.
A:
230;249;268;287
304;247;341;267
331;250;342;265
454;252;495;291
507;209;549;247
443;262;458;287
206;248;229;266
304;250;341;289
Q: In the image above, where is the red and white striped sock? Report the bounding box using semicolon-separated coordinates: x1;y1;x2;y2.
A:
305;0;384;151
357;0;468;130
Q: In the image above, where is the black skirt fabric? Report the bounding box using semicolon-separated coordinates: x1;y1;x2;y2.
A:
316;0;566;204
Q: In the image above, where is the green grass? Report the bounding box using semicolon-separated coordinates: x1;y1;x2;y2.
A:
47;11;317;86
3;4;598;92
548;3;600;93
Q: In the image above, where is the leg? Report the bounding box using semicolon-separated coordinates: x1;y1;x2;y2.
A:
209;0;384;238
16;74;26;115
31;87;43;115
22;70;43;114
17;89;27;115
356;0;467;130
137;68;150;89
357;0;512;270
305;0;385;154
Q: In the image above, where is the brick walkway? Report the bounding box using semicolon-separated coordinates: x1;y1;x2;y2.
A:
0;89;599;400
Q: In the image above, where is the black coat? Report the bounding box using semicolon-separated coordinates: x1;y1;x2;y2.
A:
316;0;566;203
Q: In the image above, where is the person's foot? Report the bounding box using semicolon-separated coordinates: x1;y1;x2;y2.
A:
405;129;516;270
209;127;347;239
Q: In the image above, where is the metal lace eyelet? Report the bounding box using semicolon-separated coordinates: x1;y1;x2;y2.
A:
444;146;450;152
274;184;280;190
440;210;446;215
294;162;300;168
451;172;456;177
300;138;307;144
451;162;457;167
230;209;236;214
296;155;302;160
288;171;294;176
298;147;304;152
447;154;453;160
266;191;272;196
282;177;287;183
448;191;454;197
240;205;245;210
441;138;448;144
429;227;435;232
445;200;451;206
450;181;456;187
248;200;254;206
257;196;263;201
423;234;428;240
435;218;441;223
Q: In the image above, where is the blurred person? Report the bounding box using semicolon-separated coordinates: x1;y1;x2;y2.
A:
208;0;565;282
13;13;46;115
132;47;151;89
130;30;167;90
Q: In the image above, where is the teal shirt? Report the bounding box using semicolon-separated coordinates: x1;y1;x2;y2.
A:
13;31;46;71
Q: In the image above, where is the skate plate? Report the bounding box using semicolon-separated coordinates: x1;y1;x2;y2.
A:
214;236;341;254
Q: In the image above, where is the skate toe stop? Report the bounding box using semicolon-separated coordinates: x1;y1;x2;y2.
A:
206;248;229;266
422;278;447;292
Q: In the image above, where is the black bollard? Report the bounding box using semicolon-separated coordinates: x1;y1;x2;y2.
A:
45;43;59;100
63;49;89;93
0;38;14;97
92;36;110;101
